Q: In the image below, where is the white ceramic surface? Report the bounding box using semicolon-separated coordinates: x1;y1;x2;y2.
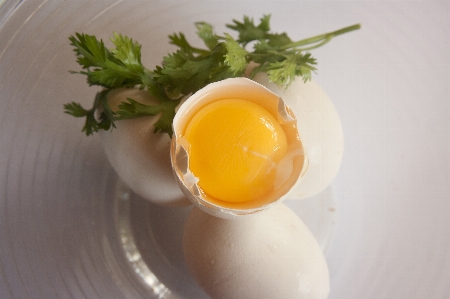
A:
1;1;449;299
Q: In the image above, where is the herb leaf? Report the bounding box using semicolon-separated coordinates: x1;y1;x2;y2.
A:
64;90;114;135
223;33;248;74
196;22;219;50
66;15;360;136
226;15;271;45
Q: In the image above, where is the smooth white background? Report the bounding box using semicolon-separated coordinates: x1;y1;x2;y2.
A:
0;1;449;298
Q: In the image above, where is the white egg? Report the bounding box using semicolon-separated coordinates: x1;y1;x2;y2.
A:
183;203;330;299
99;87;188;206
253;73;344;199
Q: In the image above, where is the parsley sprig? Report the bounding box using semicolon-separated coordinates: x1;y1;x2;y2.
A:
64;15;360;136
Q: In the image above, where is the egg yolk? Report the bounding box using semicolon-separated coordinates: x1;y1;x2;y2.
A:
184;99;288;203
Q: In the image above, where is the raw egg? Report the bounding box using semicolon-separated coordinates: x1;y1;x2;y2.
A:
183;203;330;299
171;78;308;218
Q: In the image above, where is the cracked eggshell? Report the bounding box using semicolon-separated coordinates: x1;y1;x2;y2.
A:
183;203;330;299
170;78;308;218
253;73;344;199
99;87;188;206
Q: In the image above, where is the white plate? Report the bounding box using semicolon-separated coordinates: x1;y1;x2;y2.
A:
1;1;449;299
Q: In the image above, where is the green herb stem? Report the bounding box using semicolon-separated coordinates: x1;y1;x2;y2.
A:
280;23;361;51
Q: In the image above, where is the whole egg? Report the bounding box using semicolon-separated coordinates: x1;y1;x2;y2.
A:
183;203;330;299
99;87;188;206
253;73;344;199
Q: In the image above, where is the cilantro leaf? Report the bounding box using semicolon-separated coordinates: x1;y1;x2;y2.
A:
114;97;178;135
266;32;292;48
155;42;235;96
69;33;143;88
66;16;360;136
169;33;195;56
64;90;114;135
110;32;144;74
226;15;271;45
223;33;248;74
67;32;184;136
156;50;208;96
196;22;219;50
63;102;90;117
115;80;181;136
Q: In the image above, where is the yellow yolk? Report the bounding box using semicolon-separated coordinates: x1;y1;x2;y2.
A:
184;99;288;203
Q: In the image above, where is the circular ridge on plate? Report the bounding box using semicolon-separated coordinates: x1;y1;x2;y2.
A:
2;1;449;299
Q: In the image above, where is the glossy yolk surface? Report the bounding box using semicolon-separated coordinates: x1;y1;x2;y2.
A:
184;99;287;203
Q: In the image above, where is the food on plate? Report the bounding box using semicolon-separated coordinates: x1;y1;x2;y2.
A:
63;15;360;298
171;78;307;218
183;203;330;299
64;15;358;206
